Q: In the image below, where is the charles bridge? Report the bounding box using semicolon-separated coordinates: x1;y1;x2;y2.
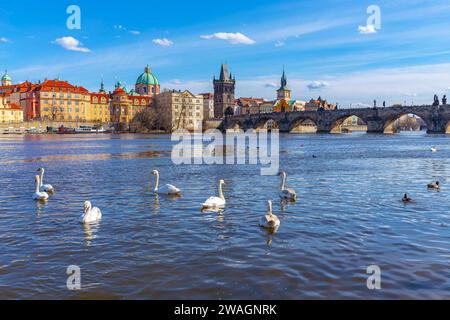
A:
219;104;450;134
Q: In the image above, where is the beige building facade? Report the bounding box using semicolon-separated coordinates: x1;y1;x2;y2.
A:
156;90;204;132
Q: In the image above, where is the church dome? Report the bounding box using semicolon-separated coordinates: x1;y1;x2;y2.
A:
136;65;159;86
2;70;11;82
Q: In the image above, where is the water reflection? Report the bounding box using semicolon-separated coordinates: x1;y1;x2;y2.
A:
83;221;101;247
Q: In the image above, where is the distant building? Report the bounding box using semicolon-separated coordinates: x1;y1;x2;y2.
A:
1;70;12;86
199;93;215;120
155;90;204;132
110;85;152;124
0;94;23;123
305;97;336;111
213;64;235;118
90;91;111;123
135;65;161;96
277;69;291;101
259;101;275;114
236;97;266;115
272;70;306;113
37;79;91;121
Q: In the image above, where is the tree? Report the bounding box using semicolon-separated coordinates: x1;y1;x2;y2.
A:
130;100;164;133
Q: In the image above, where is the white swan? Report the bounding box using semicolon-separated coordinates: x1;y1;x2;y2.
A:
32;175;49;201
259;200;280;229
151;170;181;195
37;168;54;192
431;146;437;152
82;201;102;224
202;179;226;209
279;171;297;201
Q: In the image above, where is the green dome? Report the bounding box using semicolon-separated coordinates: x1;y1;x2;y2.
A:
136;65;159;86
2;70;11;82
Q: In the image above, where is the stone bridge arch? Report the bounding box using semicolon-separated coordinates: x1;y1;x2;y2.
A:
329;114;368;133
289;117;318;133
383;112;430;134
254;116;281;131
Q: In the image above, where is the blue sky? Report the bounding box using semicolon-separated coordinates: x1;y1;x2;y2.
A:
1;0;450;106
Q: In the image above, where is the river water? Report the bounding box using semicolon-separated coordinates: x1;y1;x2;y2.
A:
0;132;449;299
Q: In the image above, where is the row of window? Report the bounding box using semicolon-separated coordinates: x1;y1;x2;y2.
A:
43;93;83;99
174;98;201;103
43;100;81;106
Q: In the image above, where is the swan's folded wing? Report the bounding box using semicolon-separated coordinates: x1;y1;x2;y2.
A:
166;184;180;194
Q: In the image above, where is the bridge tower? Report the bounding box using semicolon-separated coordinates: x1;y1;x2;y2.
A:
214;64;236;118
276;69;291;100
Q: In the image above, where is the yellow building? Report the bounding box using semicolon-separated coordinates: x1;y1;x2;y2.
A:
0;95;23;123
38;80;91;121
90;92;110;124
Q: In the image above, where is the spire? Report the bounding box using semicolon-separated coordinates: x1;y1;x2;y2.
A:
99;77;105;93
280;68;287;89
219;64;230;81
145;64;151;74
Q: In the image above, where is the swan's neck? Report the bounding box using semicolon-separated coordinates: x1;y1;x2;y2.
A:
35;177;40;193
281;174;286;191
267;201;273;216
154;172;160;191
219;182;225;200
40;170;44;187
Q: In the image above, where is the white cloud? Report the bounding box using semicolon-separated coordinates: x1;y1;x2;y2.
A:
353;102;372;108
265;82;278;88
200;32;255;45
152;38;173;46
274;41;285;47
0;37;9;43
129;30;141;35
403;92;417;97
308;81;330;90
358;24;377;34
54;36;91;53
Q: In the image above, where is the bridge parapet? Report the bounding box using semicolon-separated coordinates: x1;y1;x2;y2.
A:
220;104;450;134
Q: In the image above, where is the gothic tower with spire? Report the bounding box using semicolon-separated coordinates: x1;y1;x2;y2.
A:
277;69;291;100
213;63;236;118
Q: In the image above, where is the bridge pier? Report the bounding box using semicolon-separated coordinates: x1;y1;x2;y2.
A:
426;116;446;134
366;118;385;133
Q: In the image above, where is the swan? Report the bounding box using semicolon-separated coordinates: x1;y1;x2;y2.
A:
259;200;280;229
402;194;412;203
82;201;102;224
151;170;181;195
427;181;440;189
37;168;54;192
431;147;437;152
279;171;297;201
202;179;226;209
32;175;49;201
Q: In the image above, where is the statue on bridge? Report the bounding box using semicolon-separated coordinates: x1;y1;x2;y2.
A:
373;99;377;109
443;95;447;105
433;94;440;106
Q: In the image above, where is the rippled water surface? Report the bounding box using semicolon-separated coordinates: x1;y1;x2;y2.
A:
0;132;449;299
